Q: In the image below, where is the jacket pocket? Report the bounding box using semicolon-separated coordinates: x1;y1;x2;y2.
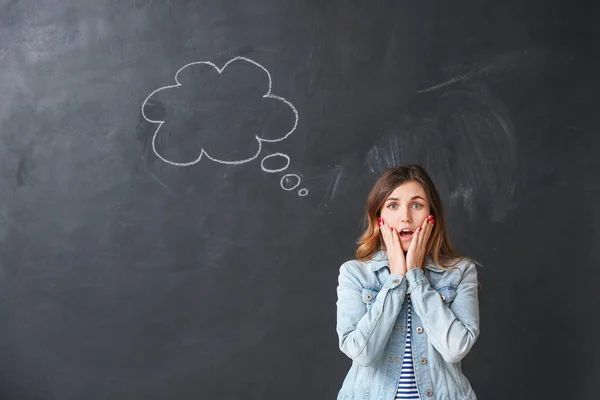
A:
361;287;380;305
435;286;458;303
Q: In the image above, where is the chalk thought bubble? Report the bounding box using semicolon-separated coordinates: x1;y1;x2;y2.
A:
141;57;298;167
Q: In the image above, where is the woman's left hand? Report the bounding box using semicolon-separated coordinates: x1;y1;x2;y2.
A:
406;215;435;271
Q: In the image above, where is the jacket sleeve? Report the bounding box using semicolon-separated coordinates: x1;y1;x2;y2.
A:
406;262;480;364
336;261;407;366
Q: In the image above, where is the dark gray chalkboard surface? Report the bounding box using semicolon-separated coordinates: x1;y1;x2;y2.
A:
1;0;599;399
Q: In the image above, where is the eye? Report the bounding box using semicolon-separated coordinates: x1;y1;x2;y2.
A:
387;202;398;210
412;203;424;209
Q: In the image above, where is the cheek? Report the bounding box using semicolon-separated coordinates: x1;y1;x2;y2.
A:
415;216;426;226
416;210;430;224
380;210;399;224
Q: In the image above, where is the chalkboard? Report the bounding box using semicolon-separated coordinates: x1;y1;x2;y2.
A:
1;0;599;399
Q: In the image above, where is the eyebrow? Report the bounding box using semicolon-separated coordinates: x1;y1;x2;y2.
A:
385;195;426;202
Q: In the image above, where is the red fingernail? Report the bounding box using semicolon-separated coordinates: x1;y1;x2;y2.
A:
419;227;423;231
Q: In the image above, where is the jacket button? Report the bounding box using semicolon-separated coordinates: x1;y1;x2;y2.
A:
366;294;373;301
440;294;446;301
416;326;424;334
419;357;427;365
425;389;433;397
392;279;400;285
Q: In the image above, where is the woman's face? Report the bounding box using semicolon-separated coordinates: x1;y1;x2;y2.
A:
379;180;431;252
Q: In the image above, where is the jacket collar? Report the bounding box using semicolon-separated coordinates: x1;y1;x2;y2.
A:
369;251;444;272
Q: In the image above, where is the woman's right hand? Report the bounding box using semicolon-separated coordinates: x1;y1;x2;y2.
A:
378;218;407;276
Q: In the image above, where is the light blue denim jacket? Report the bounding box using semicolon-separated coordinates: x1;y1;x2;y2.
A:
336;251;480;400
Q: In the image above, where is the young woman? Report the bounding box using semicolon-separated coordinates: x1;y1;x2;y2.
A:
336;164;480;400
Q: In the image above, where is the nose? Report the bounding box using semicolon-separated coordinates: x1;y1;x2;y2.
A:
399;207;411;223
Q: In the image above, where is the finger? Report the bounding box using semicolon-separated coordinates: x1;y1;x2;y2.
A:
391;226;403;253
426;215;435;235
395;229;408;267
413;216;429;249
415;216;429;247
420;215;431;234
410;223;426;266
419;216;434;257
379;218;391;248
422;215;431;230
406;226;419;260
378;217;386;239
424;215;434;240
391;227;407;268
413;225;423;252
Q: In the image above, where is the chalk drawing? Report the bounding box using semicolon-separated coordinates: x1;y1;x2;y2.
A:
281;174;301;191
366;136;404;176
417;52;525;93
141;56;308;195
261;153;290;173
328;165;344;201
261;152;309;195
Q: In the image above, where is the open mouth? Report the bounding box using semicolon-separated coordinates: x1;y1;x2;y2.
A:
399;229;414;240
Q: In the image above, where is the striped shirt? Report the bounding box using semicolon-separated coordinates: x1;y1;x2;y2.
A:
395;295;421;399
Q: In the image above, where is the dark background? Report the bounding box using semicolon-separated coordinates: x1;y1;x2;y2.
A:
1;0;599;399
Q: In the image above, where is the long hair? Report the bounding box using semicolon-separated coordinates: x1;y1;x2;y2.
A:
356;164;463;269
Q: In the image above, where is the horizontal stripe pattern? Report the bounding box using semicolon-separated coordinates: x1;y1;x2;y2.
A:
395;295;420;399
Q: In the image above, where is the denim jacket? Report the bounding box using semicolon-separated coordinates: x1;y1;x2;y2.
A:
336;251;480;400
